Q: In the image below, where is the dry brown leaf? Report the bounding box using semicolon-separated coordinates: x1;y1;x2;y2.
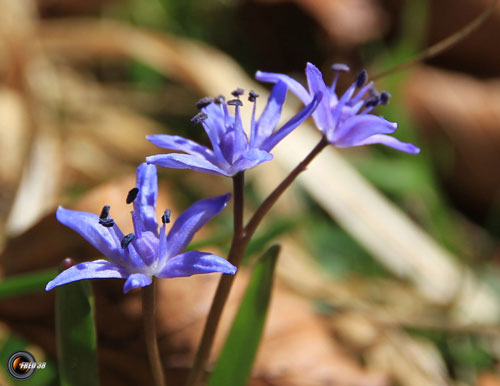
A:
366;330;451;386
478;372;500;386
404;66;500;213
257;0;387;45
427;0;500;76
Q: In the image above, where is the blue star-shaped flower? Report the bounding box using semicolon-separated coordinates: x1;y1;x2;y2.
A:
46;163;236;293
146;83;322;176
256;62;420;154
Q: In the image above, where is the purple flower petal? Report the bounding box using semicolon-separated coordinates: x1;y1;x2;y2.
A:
134;163;158;235
226;149;273;176
167;193;231;257
232;126;249;163
261;91;322;152
45;259;128;291
146;134;216;162
146;153;228;177
123;242;148;270
56;207;125;265
253;81;287;146
305;62;333;132
201;103;229;164
156;223;168;268
123;273;152;293
332;115;397;146
350;134;421;154
157;251;236;278
255;70;311;105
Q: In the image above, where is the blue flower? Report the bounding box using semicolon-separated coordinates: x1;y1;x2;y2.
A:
46;163;236;293
256;62;420;154
146;83;322;176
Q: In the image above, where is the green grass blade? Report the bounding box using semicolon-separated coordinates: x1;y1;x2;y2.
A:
208;244;280;386
55;280;99;386
0;268;58;300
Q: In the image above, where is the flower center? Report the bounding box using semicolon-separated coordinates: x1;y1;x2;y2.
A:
133;231;159;267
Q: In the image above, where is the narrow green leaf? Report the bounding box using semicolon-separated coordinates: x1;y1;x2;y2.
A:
208;244;280;386
0;268;58;300
55;280;99;386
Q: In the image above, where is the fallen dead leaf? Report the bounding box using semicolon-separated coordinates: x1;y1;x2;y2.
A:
257;0;388;45
404;66;500;217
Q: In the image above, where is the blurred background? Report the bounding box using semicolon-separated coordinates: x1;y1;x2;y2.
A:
0;0;500;385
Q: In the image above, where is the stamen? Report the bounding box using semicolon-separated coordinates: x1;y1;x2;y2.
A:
195;97;213;109
162;209;171;224
191;112;208;124
380;91;391;105
214;95;225;105
99;218;115;227
331;63;350;72
227;99;243;107
99;205;110;220
365;96;380;108
355;70;368;88
126;187;139;204
61;257;75;270
121;233;135;249
248;90;259;102
231;88;244;98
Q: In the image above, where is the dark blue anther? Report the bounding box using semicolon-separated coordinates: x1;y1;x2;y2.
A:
248;90;259;102
227;99;243;107
126;187;139;204
162;209;171;224
355;70;368;88
380;91;391;105
99;218;115;228
331;63;350;72
121;233;135;249
214;95;225;105
195;97;213;109
191;112;208;124
99;205;110;220
365;96;380;108
231;88;244;97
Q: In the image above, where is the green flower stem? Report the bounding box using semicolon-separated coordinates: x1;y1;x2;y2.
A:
142;278;166;386
186;171;245;386
186;137;328;386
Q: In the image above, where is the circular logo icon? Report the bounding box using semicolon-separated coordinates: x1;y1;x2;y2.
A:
7;351;36;380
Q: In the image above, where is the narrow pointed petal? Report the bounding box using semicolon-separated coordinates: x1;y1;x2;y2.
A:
253;81;287;146
305;63;333;132
202;102;226;140
201;103;229;164
155;224;168;269
123;273;152;293
56;207;125;264
232;126;249;162
226;149;273;176
146;134;216;162
261;91;322;152
123;243;148;270
167;194;231;257
157;251;237;278
147;154;229;176
45;260;128;291
255;70;311;105
332;115;397;146
348;133;421;154
134;163;158;235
